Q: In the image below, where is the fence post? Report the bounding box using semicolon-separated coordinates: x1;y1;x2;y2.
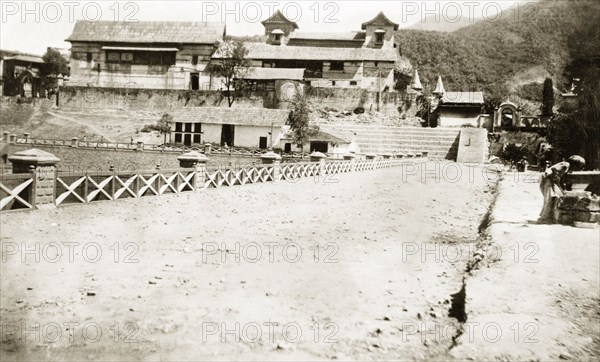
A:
109;165;116;200
2;131;9;141
7;148;60;209
156;164;161;194
9;134;17;144
344;153;356;172
71;137;78;148
177;151;208;190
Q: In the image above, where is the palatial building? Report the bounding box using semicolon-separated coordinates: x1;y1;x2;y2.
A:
238;10;401;92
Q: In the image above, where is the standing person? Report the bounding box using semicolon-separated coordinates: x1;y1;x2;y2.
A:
539;155;586;223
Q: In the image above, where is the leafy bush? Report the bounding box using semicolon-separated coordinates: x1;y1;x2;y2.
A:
502;143;531;165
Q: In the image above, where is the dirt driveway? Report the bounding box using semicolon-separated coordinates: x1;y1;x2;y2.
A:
1;162;496;360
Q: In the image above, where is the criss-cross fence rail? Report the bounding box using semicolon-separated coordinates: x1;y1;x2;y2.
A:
0;173;35;212
1;156;423;211
54;169;198;206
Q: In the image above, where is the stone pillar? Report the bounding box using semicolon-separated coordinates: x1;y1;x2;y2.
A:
177;151;208;190
3;131;9;141
261;151;282;181
71;137;79;148
309;151;327;163
204;143;212;155
23;133;30;142
9;134;17;144
8;148;60;208
137;141;144;152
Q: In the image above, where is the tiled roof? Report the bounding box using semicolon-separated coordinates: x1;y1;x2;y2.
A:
171;107;290;127
289;32;366;41
3;54;44;63
243;67;305;80
441;92;484;105
242;42;397;62
361;12;399;30
261;10;299;29
66;21;225;44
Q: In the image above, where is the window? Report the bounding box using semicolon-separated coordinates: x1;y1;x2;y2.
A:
194;123;202;133
193;134;201;144
107;52;120;62
185;123;192;132
274;34;282;43
374;61;379;67
375;32;384;44
330;61;344;71
120;52;133;62
86;52;93;63
192;55;198;65
350;81;357;86
175;122;183;132
331;81;336;86
174;134;182;143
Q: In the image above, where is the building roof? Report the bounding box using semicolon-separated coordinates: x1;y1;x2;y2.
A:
289;32;366;41
308;130;350;144
243;67;305;80
0;49;44;63
361;12;399;30
242;42;397;62
66;21;225;44
261;10;299;29
441;92;484;105
171;107;290;127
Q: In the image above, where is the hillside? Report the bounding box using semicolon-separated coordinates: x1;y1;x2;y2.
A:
395;0;600;112
407;15;479;32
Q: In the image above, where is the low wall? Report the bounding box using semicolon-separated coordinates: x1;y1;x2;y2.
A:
2;143;266;171
58;85;410;116
59;86;277;110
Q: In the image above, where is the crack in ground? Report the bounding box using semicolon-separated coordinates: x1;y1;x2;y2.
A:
447;178;501;351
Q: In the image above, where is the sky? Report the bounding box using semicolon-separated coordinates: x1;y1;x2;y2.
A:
1;0;530;55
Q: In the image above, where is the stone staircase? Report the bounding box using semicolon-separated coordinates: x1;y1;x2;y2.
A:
323;125;461;160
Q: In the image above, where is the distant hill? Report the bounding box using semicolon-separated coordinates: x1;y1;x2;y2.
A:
395;0;600;113
406;15;479;32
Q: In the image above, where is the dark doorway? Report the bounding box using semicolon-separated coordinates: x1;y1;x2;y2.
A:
191;73;199;90
221;124;235;146
310;141;328;153
184;134;192;147
284;143;292;153
259;137;268;149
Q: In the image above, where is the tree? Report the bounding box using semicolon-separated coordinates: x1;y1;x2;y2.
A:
287;86;319;158
156;113;173;145
42;48;69;77
208;37;251;107
541;78;554;118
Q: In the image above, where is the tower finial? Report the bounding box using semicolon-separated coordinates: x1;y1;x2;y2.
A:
433;75;445;96
411;69;423;91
